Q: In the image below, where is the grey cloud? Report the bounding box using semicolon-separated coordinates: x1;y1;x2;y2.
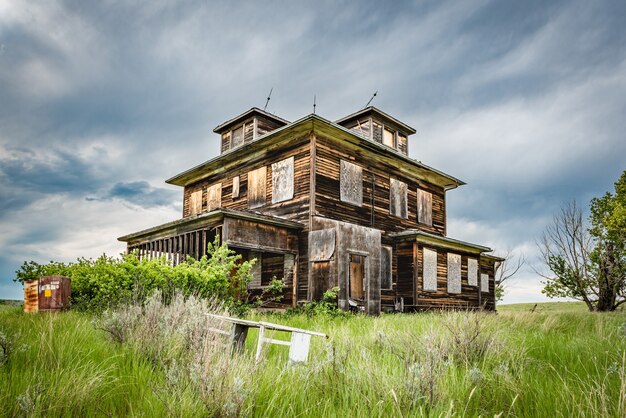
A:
92;181;179;209
1;0;625;303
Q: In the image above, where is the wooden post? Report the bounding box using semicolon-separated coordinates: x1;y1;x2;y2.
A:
255;325;266;361
230;323;249;352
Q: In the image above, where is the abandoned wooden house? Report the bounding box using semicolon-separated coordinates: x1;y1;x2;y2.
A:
118;106;503;314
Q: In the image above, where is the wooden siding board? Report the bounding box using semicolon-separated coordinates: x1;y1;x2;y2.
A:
314;136;446;235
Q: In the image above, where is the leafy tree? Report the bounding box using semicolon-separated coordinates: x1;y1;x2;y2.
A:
540;171;626;311
589;171;626;310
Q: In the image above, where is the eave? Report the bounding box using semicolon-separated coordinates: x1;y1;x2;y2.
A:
335;106;417;135
390;229;492;255
166;114;465;189
212;107;290;134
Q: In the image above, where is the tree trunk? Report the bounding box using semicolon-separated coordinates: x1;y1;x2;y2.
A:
596;243;618;311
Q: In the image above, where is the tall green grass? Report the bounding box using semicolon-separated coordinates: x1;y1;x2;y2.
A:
1;304;625;417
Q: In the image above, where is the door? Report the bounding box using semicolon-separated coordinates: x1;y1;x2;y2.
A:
349;254;365;301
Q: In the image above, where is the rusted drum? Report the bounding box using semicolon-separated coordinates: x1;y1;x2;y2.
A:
24;280;39;313
38;276;71;312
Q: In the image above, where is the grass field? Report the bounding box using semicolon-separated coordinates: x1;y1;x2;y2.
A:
1;302;625;417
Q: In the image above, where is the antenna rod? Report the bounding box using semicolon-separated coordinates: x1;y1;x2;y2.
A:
313;95;316;114
264;88;273;111
364;91;377;108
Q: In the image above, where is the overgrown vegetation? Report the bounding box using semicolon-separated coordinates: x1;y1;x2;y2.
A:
13;238;259;313
2;302;625;417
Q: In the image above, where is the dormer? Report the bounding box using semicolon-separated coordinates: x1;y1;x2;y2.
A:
214;107;290;154
335;106;416;156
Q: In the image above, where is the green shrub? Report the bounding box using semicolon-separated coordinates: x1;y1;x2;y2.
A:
14;238;255;312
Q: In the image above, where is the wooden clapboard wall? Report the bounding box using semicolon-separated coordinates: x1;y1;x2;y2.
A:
314;134;446;236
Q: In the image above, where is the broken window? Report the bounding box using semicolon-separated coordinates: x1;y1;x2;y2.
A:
206;183;222;212
381;246;392;290
232;176;240;199
481;273;490;293
248;166;267;209
189;189;203;215
349;254;365;300
248;252;285;288
262;252;285;286
447;253;461;294
353;117;371;138
423;248;437;291
389;178;408;219
340;160;362;206
468;258;478;286
272;156;294;204
417;188;433;226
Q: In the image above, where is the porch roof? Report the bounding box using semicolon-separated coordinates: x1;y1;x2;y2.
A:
117;208;303;243
389;229;492;255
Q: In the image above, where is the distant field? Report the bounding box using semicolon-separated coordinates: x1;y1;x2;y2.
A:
498;301;588;313
1;300;625;417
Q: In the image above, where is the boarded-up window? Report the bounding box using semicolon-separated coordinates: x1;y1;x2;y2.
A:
423;248;437;291
383;128;395;148
397;134;408;155
232;125;244;148
248;166;267;209
349;254;365;300
284;253;295;286
206;183;222;212
189;190;203;215
272;156;294;203
221;132;231;153
243;122;254;143
340;160;362;206
390;178;408;218
232;176;240;199
309;229;336;261
381;246;392;290
417;188;433;226
468;258;478;286
372;121;383;143
481;273;490;293
447;253;461;294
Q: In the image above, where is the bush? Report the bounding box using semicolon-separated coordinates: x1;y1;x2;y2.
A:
293;286;349;317
14;238;255;312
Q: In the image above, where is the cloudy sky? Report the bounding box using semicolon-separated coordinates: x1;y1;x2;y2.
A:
1;0;625;302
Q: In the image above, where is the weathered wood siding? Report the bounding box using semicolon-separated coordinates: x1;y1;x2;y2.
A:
412;244;493;310
182;135;310;222
314;134;446;235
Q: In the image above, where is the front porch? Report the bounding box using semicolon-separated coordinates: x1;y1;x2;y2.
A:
118;208;303;307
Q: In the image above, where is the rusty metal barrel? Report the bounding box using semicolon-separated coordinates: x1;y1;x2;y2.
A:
24;280;39;313
38;276;71;312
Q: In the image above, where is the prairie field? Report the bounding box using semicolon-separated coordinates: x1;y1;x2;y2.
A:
1;301;625;417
